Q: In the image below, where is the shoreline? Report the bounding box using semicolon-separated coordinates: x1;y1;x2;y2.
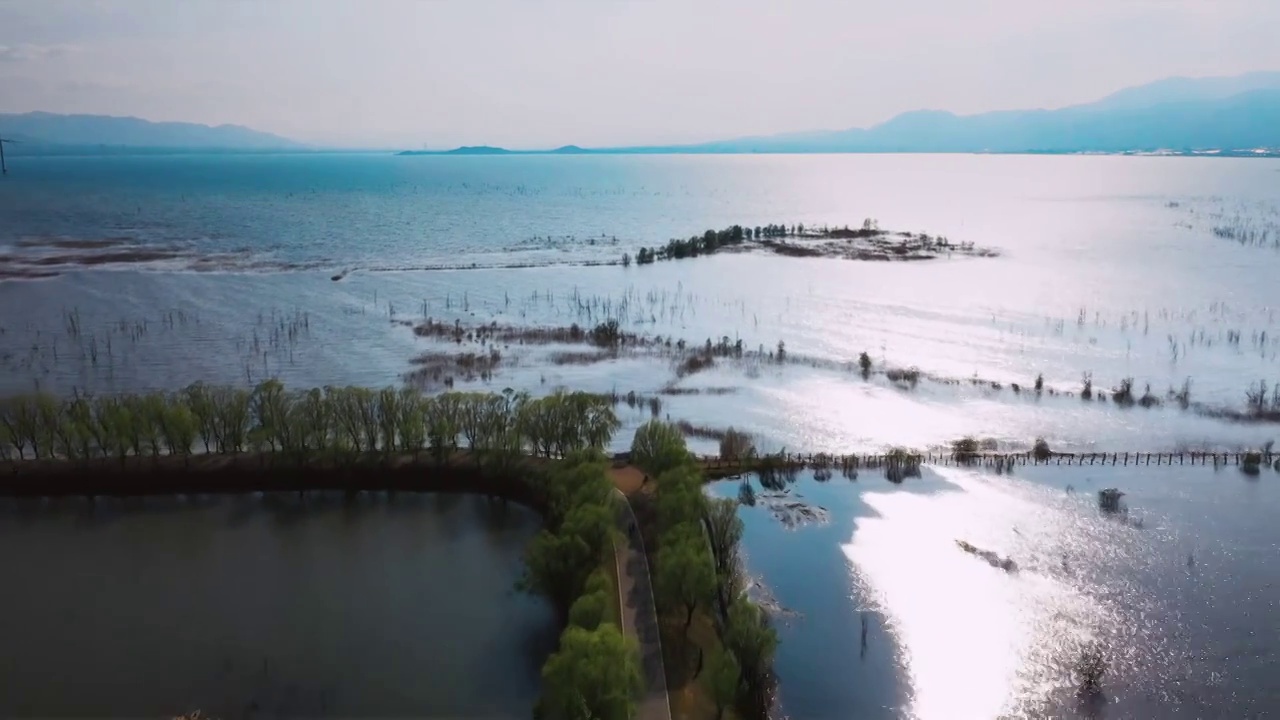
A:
0;452;546;507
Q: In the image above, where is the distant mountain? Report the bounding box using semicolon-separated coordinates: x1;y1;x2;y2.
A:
398;144;594;156
653;79;1280;154
405;72;1280;156
0;112;303;150
1086;71;1280;111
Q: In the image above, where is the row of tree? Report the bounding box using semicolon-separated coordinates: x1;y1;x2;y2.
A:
0;383;621;467
631;421;779;720
522;452;644;720
632;224;820;266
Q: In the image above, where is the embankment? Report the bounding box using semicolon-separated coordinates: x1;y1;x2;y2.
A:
0;453;546;510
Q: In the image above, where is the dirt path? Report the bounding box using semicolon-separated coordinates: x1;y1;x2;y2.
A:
612;487;672;720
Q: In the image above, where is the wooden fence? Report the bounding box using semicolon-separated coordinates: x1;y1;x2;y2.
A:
696;451;1278;473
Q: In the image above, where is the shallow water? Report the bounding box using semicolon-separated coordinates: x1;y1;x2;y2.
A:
4;153;1280;717
714;460;1280;719
0;493;557;718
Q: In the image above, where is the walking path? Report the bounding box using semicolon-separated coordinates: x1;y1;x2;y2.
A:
612;487;673;720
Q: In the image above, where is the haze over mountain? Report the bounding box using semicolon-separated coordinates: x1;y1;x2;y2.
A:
0;112;304;152
7;73;1280;156
402;72;1280;156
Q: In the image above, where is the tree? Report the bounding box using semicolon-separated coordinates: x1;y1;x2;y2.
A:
704;497;744;612
522;502;614;615
718;428;754;461
183;383;217;453
568;589;609;631
542;454;613;529
397;388;427;458
705;646;741;720
158;396;199;463
539;625;642;720
655;466;705;534
249;379;289;452
655;524;716;633
724;598;778;713
630;420;690;476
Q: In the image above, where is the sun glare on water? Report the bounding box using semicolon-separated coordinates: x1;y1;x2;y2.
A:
843;468;1108;719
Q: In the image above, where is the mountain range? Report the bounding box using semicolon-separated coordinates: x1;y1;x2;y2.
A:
0;111;303;152
402;71;1280;156
4;72;1280;156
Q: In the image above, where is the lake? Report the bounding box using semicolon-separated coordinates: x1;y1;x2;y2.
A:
2;152;1279;717
0;492;557;718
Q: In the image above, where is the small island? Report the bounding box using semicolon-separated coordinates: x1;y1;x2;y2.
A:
629;220;998;265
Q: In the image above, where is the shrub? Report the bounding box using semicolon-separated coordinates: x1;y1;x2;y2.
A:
951;436;979;462
1111;377;1134;406
884;447;921;483
858;352;872;378
1032;437;1052;461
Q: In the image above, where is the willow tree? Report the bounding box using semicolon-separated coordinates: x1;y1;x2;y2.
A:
630;420;691;476
397;388;427;458
157;394;199;462
655;523;716;633
538;625;642;720
183;383;217;453
249;379;295;453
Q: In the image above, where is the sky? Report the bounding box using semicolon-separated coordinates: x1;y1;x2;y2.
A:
2;0;1279;149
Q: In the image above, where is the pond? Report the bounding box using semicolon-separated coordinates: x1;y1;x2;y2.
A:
0;492;557;718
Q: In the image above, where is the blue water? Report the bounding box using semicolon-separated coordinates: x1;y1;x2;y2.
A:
4;152;1280;718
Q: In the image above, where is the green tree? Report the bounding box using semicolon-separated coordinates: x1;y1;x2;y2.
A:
158;396;199;463
183;383;217;453
376;386;402;454
704;497;744;612
249;379;289;452
542;454;613;529
705;646;741;720
724;598;779;714
397;388;427;458
12;396;42;459
539;625;642;720
522;502;614;614
655;465;705;535
630;420;690;476
568;589;609;631
655;524;716;632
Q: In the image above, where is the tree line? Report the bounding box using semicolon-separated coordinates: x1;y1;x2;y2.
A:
0;382;620;469
523;450;643;720
519;421;779;720
631;421;779;720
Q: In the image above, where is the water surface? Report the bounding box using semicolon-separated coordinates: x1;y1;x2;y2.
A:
0;493;556;718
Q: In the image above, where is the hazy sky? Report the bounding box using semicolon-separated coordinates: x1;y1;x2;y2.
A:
2;0;1279;148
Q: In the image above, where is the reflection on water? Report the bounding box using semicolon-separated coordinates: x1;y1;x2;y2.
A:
844;469;1106;719
721;462;1280;718
0;492;557;718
